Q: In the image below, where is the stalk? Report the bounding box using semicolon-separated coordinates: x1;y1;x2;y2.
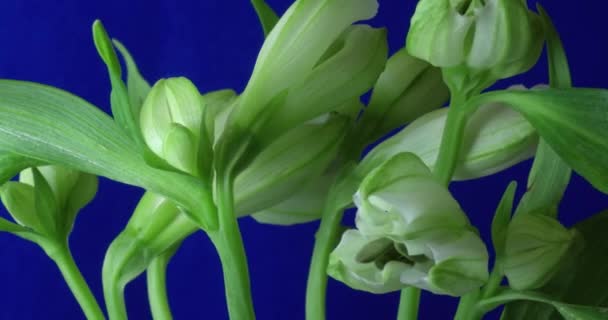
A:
47;242;105;320
397;287;421;320
147;249;176;320
305;195;344;320
208;177;256;320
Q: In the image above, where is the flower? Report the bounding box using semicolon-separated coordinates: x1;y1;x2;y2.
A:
406;0;544;91
357;96;538;181
329;153;488;296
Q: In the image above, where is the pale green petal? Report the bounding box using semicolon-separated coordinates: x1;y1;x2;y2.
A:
249;171;333;224
328;230;407;294
233;0;379;129
234;115;347;215
357;99;537;181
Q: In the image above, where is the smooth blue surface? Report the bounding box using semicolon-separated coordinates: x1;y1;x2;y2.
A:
0;0;607;319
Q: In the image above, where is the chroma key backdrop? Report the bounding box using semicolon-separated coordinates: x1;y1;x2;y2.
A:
0;0;607;319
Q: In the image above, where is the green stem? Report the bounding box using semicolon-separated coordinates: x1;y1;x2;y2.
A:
397;287;421;320
432;94;468;185
209;178;255;320
454;290;483;320
48;242;105;320
147;248;176;320
305;195;344;320
102;235;139;320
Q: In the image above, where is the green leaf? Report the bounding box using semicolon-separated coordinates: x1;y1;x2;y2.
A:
31;167;59;237
250;0;279;37
538;4;571;90
515;5;573;217
491;181;517;259
501;210;608;319
0;216;28;234
92;20;143;149
479;289;608;320
472;88;608;194
0;152;41;185
0;80;216;230
0;182;40;231
112;39;151;119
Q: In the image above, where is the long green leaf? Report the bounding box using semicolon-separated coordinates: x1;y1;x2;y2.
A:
502;210;608;319
250;0;279;37
0;80;216;229
479;289;608;319
491;181;517;259
0;217;28;233
0;152;41;184
472;88;608;194
515;4;572;217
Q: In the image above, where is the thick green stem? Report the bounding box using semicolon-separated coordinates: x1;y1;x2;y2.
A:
433;94;468;185
305;196;344;320
209;178;255;320
397;287;421;320
147;249;176;320
454;290;483;320
48;242;105;320
102;236;139;320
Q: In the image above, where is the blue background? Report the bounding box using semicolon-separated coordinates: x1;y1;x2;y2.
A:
0;0;607;319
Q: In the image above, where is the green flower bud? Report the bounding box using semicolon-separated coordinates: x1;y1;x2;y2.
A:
360;48;449;143
222;0;382;150
250;170;335;225
329;153;488;296
406;0;543;87
125;192;196;255
1;165;97;237
139;77;211;177
504;213;581;290
103;192;198;289
202;89;237;145
234;114;348;215
357;96;538;181
259;25;387;141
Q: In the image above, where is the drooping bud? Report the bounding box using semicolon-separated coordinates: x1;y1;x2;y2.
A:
406;0;544;91
139;77;211;177
357;96;538;181
329;153;489;296
503;213;582;290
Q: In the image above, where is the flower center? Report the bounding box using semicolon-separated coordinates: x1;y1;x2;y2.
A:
356;238;429;269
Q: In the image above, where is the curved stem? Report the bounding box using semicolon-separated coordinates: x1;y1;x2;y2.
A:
209;178;255;320
305;197;344;320
432;94;468;185
397;287;421;320
102;235;139;320
48;242;105;320
147;247;177;320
